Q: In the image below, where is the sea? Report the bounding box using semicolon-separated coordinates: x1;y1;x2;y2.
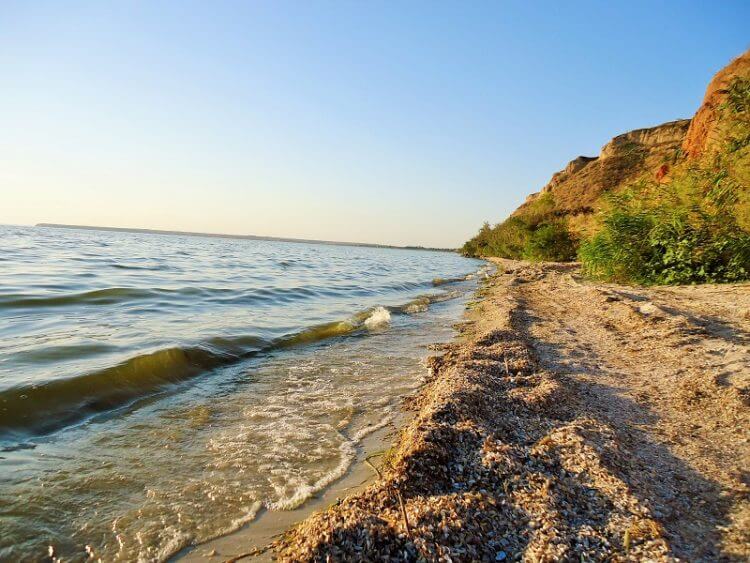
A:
0;224;485;561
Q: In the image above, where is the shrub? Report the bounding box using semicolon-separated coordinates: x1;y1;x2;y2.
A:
581;77;750;285
579;168;750;284
522;221;577;262
462;194;578;262
462;216;577;262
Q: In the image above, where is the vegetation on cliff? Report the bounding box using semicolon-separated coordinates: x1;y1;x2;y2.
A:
580;76;750;284
464;52;750;285
461;194;576;262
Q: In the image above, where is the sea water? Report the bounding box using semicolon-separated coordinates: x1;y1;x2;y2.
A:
0;225;484;561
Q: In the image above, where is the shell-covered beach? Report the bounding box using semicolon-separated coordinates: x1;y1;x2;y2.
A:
267;260;749;562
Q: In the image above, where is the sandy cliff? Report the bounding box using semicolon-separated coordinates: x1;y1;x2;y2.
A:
517;119;690;219
510;49;750;238
683;50;750;158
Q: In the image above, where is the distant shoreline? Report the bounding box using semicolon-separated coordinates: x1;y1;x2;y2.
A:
35;223;455;253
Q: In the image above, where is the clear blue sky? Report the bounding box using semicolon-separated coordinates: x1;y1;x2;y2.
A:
2;1;748;247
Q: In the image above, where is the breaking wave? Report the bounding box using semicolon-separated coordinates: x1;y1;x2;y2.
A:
364;306;391;329
0;289;466;440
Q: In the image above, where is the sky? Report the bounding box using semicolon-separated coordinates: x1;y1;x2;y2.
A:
1;1;748;248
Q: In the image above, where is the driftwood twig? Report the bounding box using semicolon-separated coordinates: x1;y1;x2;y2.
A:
393;485;412;539
364;452;411;539
223;543;271;562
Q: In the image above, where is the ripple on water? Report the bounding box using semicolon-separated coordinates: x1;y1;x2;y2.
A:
0;225;485;561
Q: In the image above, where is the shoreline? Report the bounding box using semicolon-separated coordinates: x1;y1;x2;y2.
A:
173;413;408;562
170;273;485;562
259;259;749;561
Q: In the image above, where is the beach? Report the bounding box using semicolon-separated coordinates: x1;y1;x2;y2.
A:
175;413;404;562
241;259;750;561
4;7;748;562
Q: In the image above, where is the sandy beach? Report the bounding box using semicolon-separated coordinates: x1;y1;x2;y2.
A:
225;259;750;562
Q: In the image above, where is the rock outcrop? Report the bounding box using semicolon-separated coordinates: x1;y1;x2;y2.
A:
515;119;690;223
599;119;691;160
683;50;750;158
540;156;597;194
508;49;750;236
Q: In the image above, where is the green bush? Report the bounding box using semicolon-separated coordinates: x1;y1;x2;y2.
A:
462;193;578;262
579;169;750;284
522;221;577;261
462;216;577;262
580;76;750;285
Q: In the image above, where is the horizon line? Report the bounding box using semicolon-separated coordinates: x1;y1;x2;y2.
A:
33;223;456;253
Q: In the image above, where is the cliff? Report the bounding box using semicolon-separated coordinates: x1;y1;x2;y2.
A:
683;50;750;158
516;119;690;226
464;49;750;260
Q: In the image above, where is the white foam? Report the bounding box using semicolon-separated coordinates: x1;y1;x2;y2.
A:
267;440;357;511
214;500;263;536
364;306;391;329
351;412;393;441
151;530;192;563
266;409;396;513
404;297;430;314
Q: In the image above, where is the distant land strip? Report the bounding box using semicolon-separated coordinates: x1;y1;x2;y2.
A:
35;223;454;253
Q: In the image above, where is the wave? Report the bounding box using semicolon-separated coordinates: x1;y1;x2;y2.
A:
1;264;489;315
0;279;436;311
364;306;391;329
0;288;156;309
390;289;462;315
110;263;168;271
402;296;430;314
0;286;252;311
0;345;249;439
0;259;483;441
431;276;464;286
0;302;422;440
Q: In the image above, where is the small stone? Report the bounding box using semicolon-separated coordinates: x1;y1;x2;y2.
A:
496;550;507;561
638;302;660;315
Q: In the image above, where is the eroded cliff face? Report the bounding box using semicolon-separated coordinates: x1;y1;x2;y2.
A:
516;119;690;224
512;49;750;235
683;50;750;158
599;119;691;160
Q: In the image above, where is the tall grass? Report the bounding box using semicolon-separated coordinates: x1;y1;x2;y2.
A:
578;171;750;284
580;77;750;285
462;194;577;262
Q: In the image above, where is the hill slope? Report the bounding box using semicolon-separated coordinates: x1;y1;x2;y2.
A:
463;50;750;284
515;119;690;233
